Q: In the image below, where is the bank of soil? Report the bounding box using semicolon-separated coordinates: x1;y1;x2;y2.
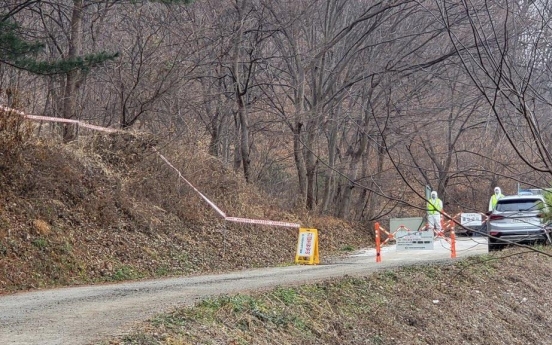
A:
0;134;371;294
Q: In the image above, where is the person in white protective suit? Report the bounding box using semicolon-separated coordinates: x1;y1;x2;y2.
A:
488;186;504;212
427;191;443;233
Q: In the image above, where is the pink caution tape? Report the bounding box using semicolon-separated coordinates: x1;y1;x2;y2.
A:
225;217;300;228
3;104;300;228
1;106;119;133
154;148;300;228
153;148;227;218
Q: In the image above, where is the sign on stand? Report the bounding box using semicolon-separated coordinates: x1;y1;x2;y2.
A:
460;213;482;227
390;217;434;251
295;228;319;265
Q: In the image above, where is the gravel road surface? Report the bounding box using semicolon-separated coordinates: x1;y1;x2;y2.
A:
0;237;487;345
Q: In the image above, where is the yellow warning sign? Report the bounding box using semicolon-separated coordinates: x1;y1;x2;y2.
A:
295;228;319;265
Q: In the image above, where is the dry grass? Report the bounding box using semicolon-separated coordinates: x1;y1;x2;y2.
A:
32;219;51;236
0;133;371;293
108;247;552;345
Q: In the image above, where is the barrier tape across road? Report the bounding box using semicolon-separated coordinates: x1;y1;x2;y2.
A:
225;217;300;228
1;105;300;229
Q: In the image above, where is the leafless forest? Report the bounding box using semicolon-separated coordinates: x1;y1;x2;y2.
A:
2;0;552;223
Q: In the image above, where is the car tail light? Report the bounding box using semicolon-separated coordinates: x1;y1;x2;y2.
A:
489;231;499;236
489;214;504;220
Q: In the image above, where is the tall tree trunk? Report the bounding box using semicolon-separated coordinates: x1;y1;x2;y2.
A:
233;113;242;172
206;65;225;158
363;136;385;221
236;92;251;181
208;112;221;157
62;0;83;142
293;63;307;206
232;0;251;182
336;149;361;218
305;49;326;211
321;111;338;212
294;121;307;206
354;138;371;219
337;101;371;218
305;132;317;210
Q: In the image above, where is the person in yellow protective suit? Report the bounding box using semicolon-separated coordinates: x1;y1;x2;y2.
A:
488;186;504;212
427;191;443;232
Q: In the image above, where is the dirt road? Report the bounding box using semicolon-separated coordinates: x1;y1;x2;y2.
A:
0;238;487;345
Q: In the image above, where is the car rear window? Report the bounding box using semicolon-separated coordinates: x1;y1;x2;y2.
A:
495;199;541;212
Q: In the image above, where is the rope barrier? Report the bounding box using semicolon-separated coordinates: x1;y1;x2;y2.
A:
374;220;458;262
2;105;300;229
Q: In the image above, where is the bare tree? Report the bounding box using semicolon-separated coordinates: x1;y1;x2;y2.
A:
434;0;552;183
94;4;195;129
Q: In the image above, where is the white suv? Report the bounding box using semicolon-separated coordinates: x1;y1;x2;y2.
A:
487;194;550;251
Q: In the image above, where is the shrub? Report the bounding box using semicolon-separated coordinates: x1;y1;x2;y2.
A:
0;106;32;163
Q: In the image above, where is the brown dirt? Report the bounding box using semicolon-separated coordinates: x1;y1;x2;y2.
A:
0;131;371;294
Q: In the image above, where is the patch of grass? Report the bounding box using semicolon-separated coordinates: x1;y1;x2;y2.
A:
154;265;170;276
276;261;295;267
110;265;143;281
371;334;385;345
0;216;10;230
143;291;312;344
456;255;497;276
340;244;355;252
297;282;330;300
57;241;73;255
151;313;187;329
121;333;158;345
197;295;225;310
31;237;48;249
226;294;262;313
187;296;226;321
418;265;440;279
379;269;399;284
271;286;299;305
291;315;309;331
174;252;189;264
172;253;197;273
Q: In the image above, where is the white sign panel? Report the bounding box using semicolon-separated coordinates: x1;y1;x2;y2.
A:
395;229;434;250
297;231;315;256
460;213;482;227
390;217;433;250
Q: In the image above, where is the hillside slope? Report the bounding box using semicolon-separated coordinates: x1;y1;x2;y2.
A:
0;132;372;294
